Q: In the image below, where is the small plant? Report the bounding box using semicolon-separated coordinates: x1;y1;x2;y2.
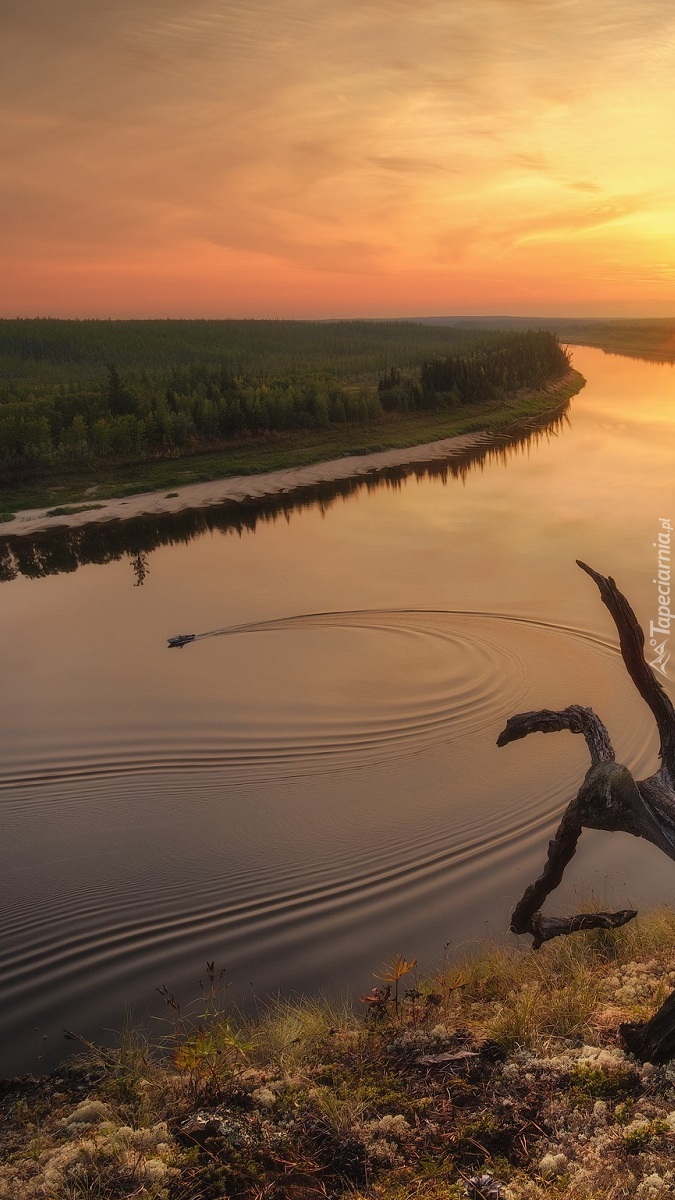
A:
170;1022;248;1081
155;962;250;1097
374;954;418;1015
360;984;392;1020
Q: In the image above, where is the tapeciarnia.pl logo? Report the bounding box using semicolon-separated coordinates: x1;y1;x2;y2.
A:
649;517;672;679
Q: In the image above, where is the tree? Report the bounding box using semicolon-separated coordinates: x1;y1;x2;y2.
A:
498;560;675;1060
106;363;137;416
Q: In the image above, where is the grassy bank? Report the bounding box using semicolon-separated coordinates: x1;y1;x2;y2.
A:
0;371;583;517
4;908;675;1199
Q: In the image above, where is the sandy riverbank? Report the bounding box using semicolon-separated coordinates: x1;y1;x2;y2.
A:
2;429;494;539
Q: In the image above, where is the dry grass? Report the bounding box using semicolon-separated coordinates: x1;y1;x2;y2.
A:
248;995;360;1071
5;910;675;1198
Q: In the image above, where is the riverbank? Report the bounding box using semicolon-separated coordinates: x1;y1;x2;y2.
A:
3;910;675;1200
0;371;583;538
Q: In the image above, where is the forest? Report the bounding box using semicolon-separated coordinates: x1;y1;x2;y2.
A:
0;320;570;477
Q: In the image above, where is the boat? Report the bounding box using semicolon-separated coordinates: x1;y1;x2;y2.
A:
167;633;196;648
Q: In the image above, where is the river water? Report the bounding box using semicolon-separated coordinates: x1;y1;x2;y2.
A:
1;345;675;1077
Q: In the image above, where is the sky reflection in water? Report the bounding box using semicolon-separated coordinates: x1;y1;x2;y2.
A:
1;345;675;1076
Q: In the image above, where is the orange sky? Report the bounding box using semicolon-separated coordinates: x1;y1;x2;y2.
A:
3;0;675;318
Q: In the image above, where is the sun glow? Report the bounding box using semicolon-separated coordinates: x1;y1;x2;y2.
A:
2;0;675;316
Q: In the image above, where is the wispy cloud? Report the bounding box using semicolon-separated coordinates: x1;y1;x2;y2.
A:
2;0;675;314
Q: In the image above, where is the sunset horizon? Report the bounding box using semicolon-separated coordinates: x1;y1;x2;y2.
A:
5;2;675;1180
4;308;675;320
4;1;675;320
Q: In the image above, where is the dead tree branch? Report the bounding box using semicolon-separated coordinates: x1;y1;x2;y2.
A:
497;561;675;1057
576;560;675;786
499;562;675;942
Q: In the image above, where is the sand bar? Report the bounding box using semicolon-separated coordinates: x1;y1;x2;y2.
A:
2;430;493;539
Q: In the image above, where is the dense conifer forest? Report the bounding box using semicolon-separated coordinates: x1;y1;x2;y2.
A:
0;320;570;478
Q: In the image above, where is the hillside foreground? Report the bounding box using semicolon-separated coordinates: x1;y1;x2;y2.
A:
4;912;675;1199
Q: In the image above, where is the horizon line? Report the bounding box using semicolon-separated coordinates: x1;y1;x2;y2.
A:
2;313;675;324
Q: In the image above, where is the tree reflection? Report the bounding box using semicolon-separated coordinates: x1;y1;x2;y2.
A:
0;405;570;586
130;551;150;587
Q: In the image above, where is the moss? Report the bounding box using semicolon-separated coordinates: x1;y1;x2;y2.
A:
450;1112;517;1164
358;1170;463;1199
567;1062;642;1101
621;1119;670;1154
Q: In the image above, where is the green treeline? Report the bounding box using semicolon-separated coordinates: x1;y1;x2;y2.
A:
0;320;570;475
380;329;570;410
0;410;570;583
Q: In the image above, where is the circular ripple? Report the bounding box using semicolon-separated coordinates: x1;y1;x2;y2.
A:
0;607;667;1078
0;609;658;791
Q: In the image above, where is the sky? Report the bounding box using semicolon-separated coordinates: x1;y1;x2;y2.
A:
3;0;675;319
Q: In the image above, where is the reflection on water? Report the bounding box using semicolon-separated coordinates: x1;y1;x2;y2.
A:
0;608;660;1075
130;551;150;588
2;346;675;1077
0;408;569;584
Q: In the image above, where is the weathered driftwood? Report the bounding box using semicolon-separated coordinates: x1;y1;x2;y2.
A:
498;561;675;944
498;561;675;1057
621;992;675;1064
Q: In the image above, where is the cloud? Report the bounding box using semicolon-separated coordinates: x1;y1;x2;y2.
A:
2;0;675;312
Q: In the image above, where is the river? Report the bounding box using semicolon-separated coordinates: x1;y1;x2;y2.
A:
1;345;674;1077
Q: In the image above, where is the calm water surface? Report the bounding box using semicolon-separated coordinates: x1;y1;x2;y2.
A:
2;345;675;1076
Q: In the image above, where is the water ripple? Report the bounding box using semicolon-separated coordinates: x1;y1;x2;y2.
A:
0;609;645;792
0;606;662;1075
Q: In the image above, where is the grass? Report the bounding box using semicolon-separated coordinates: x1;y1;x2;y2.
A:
44;503;106;518
0;372;583;516
5;908;675;1198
